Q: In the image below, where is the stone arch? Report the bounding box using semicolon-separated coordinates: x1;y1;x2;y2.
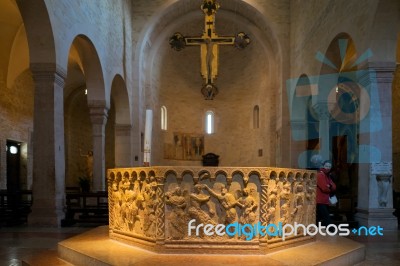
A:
319;33;358;76
62;35;109;192
111;74;132;167
15;0;69;226
318;33;361;220
315;33;359;161
111;75;131;125
16;0;56;65
71;35;107;108
133;0;282;166
6;24;29;89
288;74;319;168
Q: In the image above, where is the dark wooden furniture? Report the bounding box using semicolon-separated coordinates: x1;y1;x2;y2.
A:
61;191;109;227
202;153;219;166
0;189;32;226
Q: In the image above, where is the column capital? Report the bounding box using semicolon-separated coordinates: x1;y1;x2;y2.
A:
30;63;67;87
89;106;109;125
115;124;132;136
364;61;396;84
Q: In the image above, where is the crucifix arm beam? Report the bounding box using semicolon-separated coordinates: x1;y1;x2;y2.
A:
184;37;235;46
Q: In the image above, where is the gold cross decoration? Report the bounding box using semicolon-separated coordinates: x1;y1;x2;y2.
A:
169;0;250;100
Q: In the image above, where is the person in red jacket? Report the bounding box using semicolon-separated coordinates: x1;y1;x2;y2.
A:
316;160;336;226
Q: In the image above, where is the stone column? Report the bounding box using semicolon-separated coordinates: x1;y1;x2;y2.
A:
312;102;331;161
355;62;398;229
115;124;132;167
29;63;66;227
89;105;108;192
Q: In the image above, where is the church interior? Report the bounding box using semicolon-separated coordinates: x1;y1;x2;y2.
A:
0;0;400;265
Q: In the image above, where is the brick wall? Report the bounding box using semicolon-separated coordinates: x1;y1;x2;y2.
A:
0;70;33;189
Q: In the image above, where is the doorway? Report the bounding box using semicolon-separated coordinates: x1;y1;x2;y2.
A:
6;140;21;195
332;135;358;222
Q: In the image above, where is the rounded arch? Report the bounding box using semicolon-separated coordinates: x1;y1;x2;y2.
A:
318;33;361;218
319;32;358;76
111;74;131;125
133;0;283;167
16;0;56;65
133;0;283;110
291;74;312;123
111;74;132;167
70;34;107;108
7;24;29;88
288;74;320;168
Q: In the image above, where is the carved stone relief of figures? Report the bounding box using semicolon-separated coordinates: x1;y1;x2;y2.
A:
240;187;258;225
205;184;244;225
187;184;216;238
305;179;316;225
266;180;279;225
109;174;143;233
291;183;305;233
279;182;291;226
141;175;158;237
123;180;140;232
165;187;189;240
108;168;316;248
239;187;258;241
377;175;391;207
111;180;123;229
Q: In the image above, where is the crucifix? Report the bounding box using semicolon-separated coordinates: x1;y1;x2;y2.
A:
169;0;250;100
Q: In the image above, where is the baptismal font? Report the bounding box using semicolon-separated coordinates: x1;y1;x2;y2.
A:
107;166;316;254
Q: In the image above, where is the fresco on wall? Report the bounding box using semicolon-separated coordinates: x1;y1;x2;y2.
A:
164;133;204;161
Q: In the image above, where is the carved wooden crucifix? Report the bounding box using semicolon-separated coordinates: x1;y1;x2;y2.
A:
169;0;250;100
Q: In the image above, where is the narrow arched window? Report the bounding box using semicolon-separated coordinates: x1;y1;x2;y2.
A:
253;105;259;129
205;110;214;134
161;106;167;130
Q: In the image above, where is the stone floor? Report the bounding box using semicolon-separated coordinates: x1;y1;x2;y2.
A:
0;225;399;266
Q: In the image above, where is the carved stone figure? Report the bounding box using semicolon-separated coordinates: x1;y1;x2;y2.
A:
108;166;317;252
123;177;141;231
205;184;244;225
188;184;216;226
111;181;123;229
377;175;391;207
291;184;305;230
165;187;189;239
141;175;158;237
305;180;316;224
240;188;258;224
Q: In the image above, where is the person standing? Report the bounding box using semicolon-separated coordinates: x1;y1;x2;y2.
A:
316;160;336;226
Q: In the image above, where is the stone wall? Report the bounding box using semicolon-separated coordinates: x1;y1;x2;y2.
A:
64;88;116;188
0;70;34;189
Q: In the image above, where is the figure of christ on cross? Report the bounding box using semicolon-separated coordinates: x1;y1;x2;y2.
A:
169;0;250;99
185;35;235;84
183;0;235;84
